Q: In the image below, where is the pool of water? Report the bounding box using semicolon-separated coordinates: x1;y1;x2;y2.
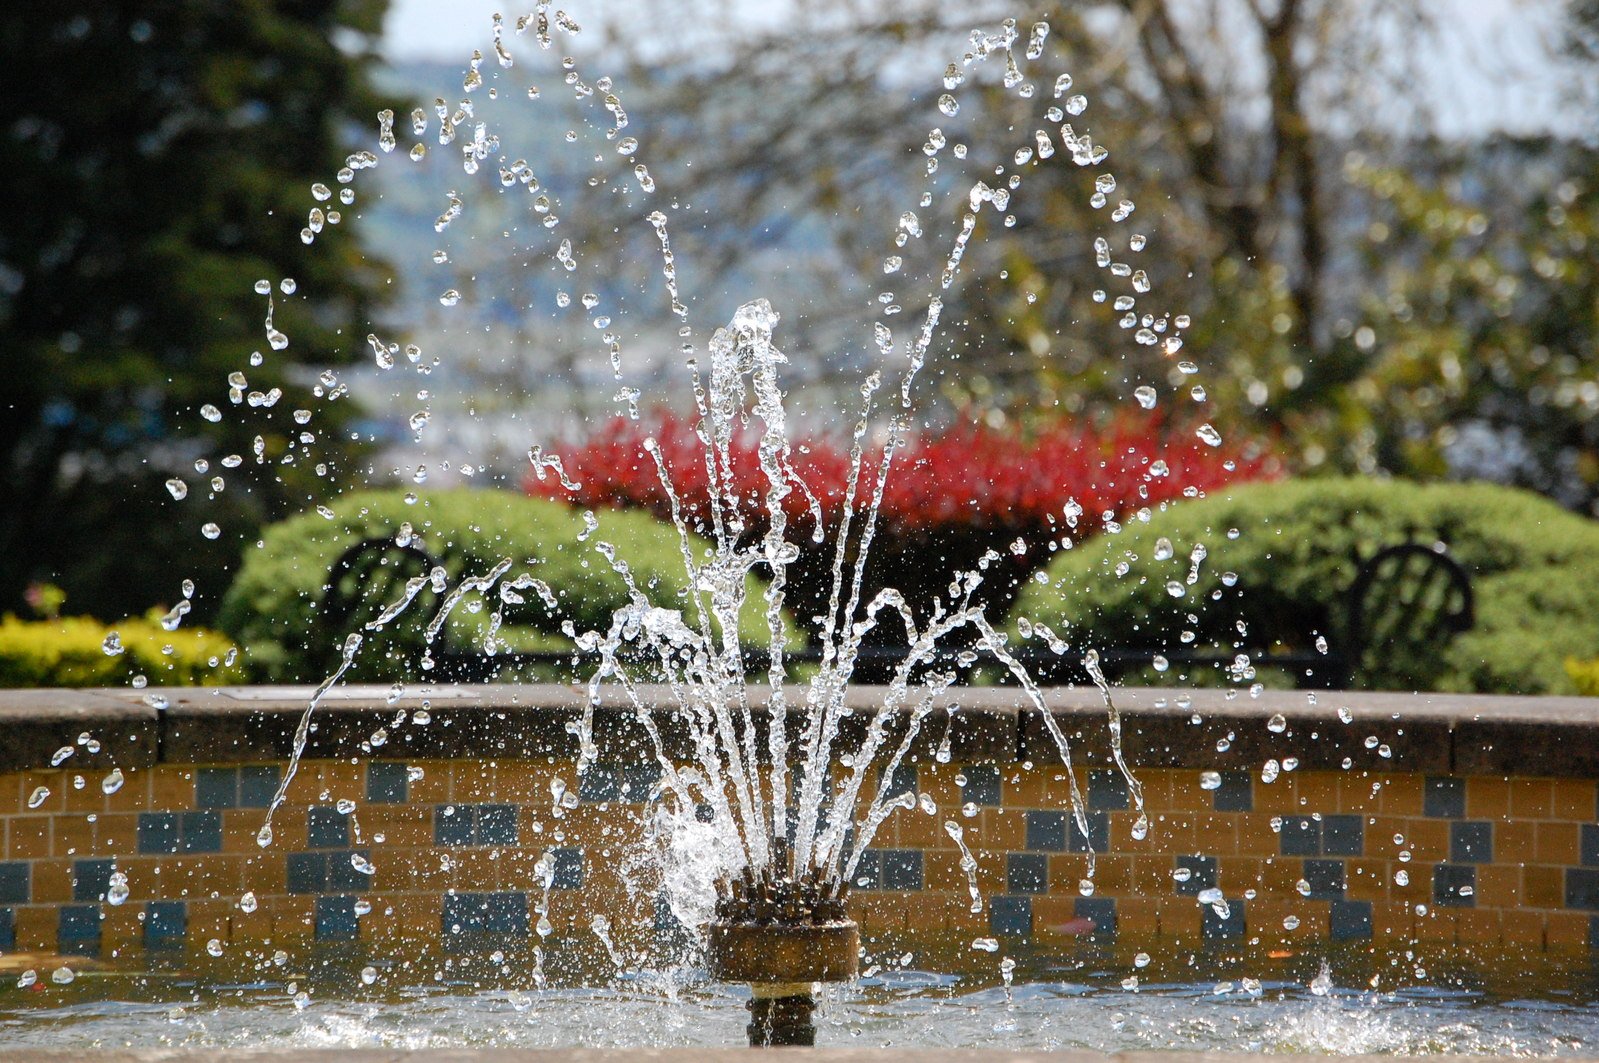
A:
4;941;1597;1054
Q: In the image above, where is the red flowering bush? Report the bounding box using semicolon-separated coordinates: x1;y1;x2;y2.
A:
527;411;1278;634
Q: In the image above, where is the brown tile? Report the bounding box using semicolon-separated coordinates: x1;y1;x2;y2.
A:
13;905;57;951
94;813;139;857
102;766;152;813
52;815;96;858
1414;907;1457;944
1237;817;1281;857
1156;897;1202;938
1163;770;1213;812
1401;819;1448;861
7;815;51;858
1508;779;1554;820
1377;775;1424;816
1291;772;1340;812
1475;865;1521;908
1545;911;1590;951
892;809;948;848
1455;909;1502;945
1345;859;1389;902
239;852;286;896
1501;909;1544;948
272;896;316;941
1495;821;1537;864
1252;780;1299;815
1535;821;1579;865
1336;772;1387;814
1191;814;1240;854
1218;857;1263;894
1465;777;1510;819
1550;779;1596;822
101;905;145;953
30;859;72;903
147;766;196;810
1372;901;1415;945
1118;896;1159;934
64;776;109;814
1525;865;1564;909
15;771;65;814
973;808;1025;852
1076;854;1128;892
1389;863;1429;904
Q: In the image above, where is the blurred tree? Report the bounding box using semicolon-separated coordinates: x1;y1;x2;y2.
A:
0;1;397;621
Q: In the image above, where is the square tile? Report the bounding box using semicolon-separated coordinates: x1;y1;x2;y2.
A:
435;804;477;846
195;768;238;809
1075;896;1117;938
552;848;584;889
316;895;359;941
477;804;519;845
1202;898;1246;940
58;905;100;955
367;762;409;804
1174;855;1217;895
238;766;282;808
483;892;530;934
1330;899;1373;941
326;849;372;892
1565;868;1599;910
1433;864;1476;908
1007;852;1048;894
1279;816;1320;856
179;811;222;853
578;764;623;803
0;863;30;904
1213;771;1253;812
1302;859;1347;899
851;849;882;890
72;858;115;902
1581;824;1599;868
137;812;180;854
1067;812;1110;853
307;807;351;849
286;852;328;895
145;900;186;949
961;764;1002;806
1424;777;1466;818
882;761;917;800
881;849;923;891
1451;821;1493;864
1024;811;1066;852
1088;770;1130;810
989;895;1032;937
1322;815;1364;856
0;908;13;951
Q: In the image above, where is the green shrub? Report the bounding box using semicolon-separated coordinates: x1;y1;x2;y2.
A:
218;488;785;683
1569;658;1599;697
0;613;243;688
1011;477;1599;694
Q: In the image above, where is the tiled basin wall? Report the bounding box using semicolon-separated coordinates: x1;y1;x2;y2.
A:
1;685;1597;961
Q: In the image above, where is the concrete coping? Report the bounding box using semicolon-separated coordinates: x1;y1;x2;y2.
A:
6;1049;1590;1063
0;684;1595;777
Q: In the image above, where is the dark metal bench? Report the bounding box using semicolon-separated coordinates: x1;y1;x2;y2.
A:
319;534;1473;691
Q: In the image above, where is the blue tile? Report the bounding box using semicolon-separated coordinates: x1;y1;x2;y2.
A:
1433;864;1476;907
327;849;373;892
851;849;882;890
1451;821;1493;863
578;764;623;802
58;905;100;956
1006;852;1048;894
883;761;917;800
315;896;360;941
622;761;663;800
180;811;222;853
1174;855;1216;895
477;804;519;845
1330;899;1373;941
1067;812;1110;853
1581;824;1599;868
145;900;186;949
989;895;1032;937
1279;816;1320;856
367;762;409;804
1591;916;1599;950
286;852;327;894
435;804;477;846
483;892;530;934
0;862;29;904
960;764;1002;806
881;849;923;891
1202;898;1246;940
0;907;13;951
72;859;115;902
1024;810;1065;851
1088;770;1130;810
1565;868;1599;910
137;812;180;854
1302;859;1346;899
1323;815;1365;857
307;807;351;849
1424;776;1466;818
1075;896;1117;938
195;768;238;809
552;847;584;889
238;766;282;808
1213;771;1253;812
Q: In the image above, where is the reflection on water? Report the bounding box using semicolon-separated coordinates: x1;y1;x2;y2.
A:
4;940;1597;1054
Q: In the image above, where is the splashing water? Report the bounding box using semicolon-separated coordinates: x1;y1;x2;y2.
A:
181;9;1212;961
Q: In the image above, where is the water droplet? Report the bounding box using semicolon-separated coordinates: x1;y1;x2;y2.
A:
17;970;37;988
361;966;378;985
106;871;130;905
350;852;375;875
52;967;75;985
1195;424;1223;447
439;289;462;306
101;768;124;795
165;479;188;500
1261;759;1281;784
201;523;221;540
27;786;49;809
1134;385;1157;409
1267;713;1288;733
1200;771;1222;791
938;94;959;117
1283;914;1300;930
206;938;224;957
239;891;258;913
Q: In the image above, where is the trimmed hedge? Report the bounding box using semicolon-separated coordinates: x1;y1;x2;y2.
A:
218;488;784;683
0;613;243;688
1569;658;1599;697
1011;478;1599;694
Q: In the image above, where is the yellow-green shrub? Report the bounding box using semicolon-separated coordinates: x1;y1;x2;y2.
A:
1568;658;1599;697
0;613;243;688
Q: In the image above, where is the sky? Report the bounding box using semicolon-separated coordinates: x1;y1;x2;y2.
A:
380;0;1587;138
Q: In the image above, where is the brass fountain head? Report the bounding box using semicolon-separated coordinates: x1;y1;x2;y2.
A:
704;861;859;1047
